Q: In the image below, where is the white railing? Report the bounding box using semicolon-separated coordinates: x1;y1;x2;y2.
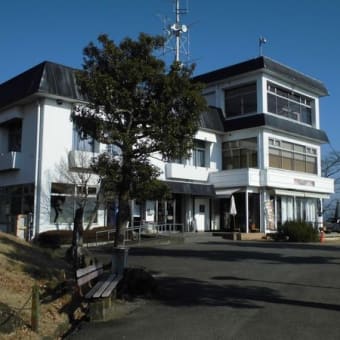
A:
95;222;184;246
95;229;115;245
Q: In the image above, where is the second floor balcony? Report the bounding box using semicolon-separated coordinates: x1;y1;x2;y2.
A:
209;167;334;196
165;162;216;182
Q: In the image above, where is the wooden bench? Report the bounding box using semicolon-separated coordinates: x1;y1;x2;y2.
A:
76;263;123;299
76;263;123;320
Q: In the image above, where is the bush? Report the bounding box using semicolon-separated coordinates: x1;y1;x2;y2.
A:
277;220;319;242
35;230;76;248
34;227;114;248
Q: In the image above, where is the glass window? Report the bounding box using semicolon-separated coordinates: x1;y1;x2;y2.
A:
73;128;98;153
50;183;98;224
7;120;22;152
225;83;257;117
267;82;314;125
306;156;317;174
282;151;293;170
83;197;98;223
268;138;317;174
193;140;206;167
294;153;306;172
222;137;257;170
269;148;281;168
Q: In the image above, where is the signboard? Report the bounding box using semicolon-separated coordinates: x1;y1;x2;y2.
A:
264;200;275;230
15;214;27;240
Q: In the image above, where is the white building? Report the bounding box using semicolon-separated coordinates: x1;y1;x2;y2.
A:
0;57;334;236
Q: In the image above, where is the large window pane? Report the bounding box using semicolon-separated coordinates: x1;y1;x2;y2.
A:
282;151;293;170
50;195;74;224
84;197;98;223
301;107;312;125
225;83;257;117
267;93;277;114
50;182;98;224
268;138;317;174
306;156;317;174
73;128;98;153
222;138;257;170
269;148;281;168
267;82;314;125
8;120;22;152
294;153;306;172
193;140;206;167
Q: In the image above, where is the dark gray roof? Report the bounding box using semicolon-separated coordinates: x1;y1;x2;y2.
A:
194;56;328;96
0;61;84;109
224;113;329;143
199;106;224;132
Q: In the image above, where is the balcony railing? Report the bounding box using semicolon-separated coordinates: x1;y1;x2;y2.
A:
210;168;334;195
165;162;215;181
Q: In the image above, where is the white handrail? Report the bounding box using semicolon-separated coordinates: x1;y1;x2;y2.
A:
95;222;184;246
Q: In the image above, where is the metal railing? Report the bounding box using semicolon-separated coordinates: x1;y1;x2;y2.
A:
95;229;115;245
95;222;184;246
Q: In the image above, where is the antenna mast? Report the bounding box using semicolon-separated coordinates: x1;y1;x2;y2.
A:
163;0;189;64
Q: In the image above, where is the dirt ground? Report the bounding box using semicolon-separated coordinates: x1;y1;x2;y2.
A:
0;232;83;339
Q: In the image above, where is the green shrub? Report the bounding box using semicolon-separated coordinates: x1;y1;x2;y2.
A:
277;220;319;242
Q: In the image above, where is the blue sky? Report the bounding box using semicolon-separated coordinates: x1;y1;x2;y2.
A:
1;0;339;154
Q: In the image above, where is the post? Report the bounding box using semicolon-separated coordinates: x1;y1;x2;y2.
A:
31;284;40;333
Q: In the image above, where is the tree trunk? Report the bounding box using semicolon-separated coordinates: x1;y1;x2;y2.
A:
72;207;84;269
115;192;130;247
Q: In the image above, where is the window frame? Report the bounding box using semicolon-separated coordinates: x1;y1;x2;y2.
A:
193;140;206;167
50;182;98;224
73;127;99;153
224;83;257;118
267;82;314;125
222;137;258;170
7;120;22;152
268;138;317;174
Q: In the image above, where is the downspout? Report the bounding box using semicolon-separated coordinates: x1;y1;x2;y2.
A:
245;190;249;233
33;99;44;237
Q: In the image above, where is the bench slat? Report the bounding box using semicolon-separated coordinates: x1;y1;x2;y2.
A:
76;263;103;278
77;267;103;286
85;282;103;299
101;274;123;298
92;273;117;298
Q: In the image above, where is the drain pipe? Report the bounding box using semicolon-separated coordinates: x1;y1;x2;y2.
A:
33;99;44;237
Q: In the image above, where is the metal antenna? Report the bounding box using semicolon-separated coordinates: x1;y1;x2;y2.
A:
259;36;267;56
162;0;190;64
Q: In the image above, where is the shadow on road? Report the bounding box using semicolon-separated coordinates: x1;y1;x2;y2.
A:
154;275;340;312
128;245;340;266
211;275;340;291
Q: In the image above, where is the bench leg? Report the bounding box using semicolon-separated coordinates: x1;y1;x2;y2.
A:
89;297;112;321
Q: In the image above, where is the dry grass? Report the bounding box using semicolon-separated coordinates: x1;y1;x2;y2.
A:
0;232;77;339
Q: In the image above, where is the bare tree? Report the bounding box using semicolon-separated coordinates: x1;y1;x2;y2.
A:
55;151;102;267
322;150;340;217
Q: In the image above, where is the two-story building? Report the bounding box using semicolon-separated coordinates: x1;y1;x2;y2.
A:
0;56;334;236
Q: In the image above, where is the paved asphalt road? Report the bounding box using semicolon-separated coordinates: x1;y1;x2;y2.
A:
67;234;340;340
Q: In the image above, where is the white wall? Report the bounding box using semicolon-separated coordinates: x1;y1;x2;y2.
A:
0;102;38;186
36;99;104;232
